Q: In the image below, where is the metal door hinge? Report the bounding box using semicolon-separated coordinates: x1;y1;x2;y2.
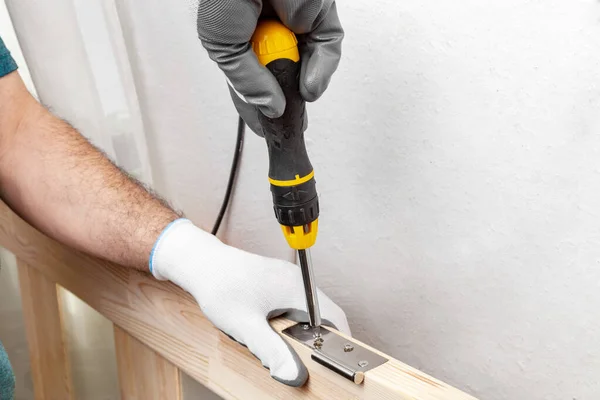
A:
283;324;388;384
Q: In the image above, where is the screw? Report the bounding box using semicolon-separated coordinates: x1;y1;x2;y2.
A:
313;337;324;349
343;344;354;352
358;360;369;368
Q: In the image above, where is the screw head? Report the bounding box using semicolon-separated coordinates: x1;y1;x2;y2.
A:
343;343;354;352
358;360;369;368
313;337;324;349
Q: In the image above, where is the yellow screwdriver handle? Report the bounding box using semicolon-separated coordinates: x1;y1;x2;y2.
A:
251;20;319;250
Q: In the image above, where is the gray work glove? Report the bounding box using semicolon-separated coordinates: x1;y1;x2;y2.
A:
195;0;344;135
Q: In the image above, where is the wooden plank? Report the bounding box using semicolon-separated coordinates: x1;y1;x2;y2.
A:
0;202;478;400
114;325;182;400
17;260;74;400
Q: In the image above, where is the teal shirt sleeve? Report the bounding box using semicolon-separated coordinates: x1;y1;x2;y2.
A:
0;341;15;400
0;35;18;78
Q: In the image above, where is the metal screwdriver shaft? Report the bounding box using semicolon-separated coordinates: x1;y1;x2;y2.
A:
297;248;322;328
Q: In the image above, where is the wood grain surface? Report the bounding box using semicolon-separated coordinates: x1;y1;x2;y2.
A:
17;260;74;400
1;201;478;399
114;325;182;400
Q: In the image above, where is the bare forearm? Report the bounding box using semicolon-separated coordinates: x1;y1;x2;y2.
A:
0;75;179;270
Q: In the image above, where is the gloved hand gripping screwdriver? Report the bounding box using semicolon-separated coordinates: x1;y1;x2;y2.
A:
251;20;322;328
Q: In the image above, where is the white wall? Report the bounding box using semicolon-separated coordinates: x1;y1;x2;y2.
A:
119;1;600;398
6;0;600;398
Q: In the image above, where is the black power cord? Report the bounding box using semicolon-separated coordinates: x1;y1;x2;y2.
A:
211;116;245;235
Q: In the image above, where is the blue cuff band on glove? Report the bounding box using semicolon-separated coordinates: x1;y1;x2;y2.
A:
149;218;190;274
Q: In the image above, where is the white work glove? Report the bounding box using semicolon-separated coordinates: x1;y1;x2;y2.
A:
150;219;350;387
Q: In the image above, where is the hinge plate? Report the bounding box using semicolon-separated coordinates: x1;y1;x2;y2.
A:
282;323;388;384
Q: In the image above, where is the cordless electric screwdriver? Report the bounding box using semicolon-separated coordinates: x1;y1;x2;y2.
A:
251;20;321;328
